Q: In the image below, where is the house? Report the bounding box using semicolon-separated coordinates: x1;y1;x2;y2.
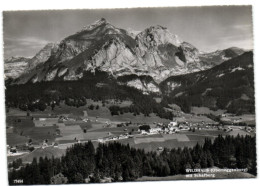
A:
52;142;59;148
58;115;68;122
149;128;162;134
246;127;252;132
42;142;48;149
7;145;10;154
157;147;164;151
118;135;128;140
140;130;148;135
168;121;178;128
178;124;190;131
233;119;241;123
83;118;88;122
10;147;17;153
164;128;169;133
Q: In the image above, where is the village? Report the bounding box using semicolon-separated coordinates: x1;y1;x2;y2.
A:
6;108;256;160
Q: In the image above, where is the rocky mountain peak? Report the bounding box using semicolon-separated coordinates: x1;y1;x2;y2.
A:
136;25;183;49
126;28;141;39
80;18;108;32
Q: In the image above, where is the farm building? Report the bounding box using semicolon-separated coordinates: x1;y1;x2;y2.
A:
168;120;178;127
6;126;14;134
149;128;162;134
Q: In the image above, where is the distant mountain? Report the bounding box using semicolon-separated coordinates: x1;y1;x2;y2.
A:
5;56;31;63
126;28;141;39
4;57;31;80
5;43;58;81
6;18;245;93
199;47;245;66
160;52;254;114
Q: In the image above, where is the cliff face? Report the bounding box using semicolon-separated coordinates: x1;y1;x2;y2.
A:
28;43;59;70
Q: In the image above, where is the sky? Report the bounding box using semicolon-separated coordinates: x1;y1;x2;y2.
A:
3;6;253;59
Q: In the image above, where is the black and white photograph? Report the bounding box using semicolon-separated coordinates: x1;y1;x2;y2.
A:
1;2;258;185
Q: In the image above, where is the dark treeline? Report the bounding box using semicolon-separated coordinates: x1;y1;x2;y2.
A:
5;71;173;119
9;135;256;184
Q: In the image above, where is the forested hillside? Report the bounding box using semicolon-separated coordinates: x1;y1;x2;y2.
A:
5;70;173;119
160;52;255;114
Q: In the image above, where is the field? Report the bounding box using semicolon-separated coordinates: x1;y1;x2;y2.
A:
191;106;225;115
227;130;254;137
7;116;57;143
8;147;66;163
16;126;57;143
133;139;201;151
134;137;165;144
56;125;83;141
220;114;256;125
6;106;256;164
181;114;216;124
7;133;29;146
117;131;219;152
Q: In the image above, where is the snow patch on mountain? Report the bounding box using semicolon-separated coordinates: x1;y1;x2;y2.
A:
166;81;182;91
231;67;244;73
216;73;224;78
126;79;160;94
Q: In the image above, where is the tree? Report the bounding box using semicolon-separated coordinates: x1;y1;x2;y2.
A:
73;173;84;183
139;125;150;132
7;135;257;184
50;173;68;184
28;138;32;144
90;169;101;183
88;104;94;110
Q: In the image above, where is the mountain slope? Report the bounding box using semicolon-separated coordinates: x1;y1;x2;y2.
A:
160;52;254;114
28;43;58;70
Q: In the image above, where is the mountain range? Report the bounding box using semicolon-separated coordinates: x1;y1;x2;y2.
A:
5;18;245;87
4;18;254;115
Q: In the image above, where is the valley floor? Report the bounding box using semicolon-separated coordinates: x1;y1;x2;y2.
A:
6;103;256;164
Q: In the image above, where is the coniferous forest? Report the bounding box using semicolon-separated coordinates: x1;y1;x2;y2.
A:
8;135;256;184
5;70;173;119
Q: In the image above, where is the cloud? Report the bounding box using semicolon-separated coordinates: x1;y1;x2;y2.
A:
4;36;50;48
4;36;50;58
232;24;252;31
217;34;253;50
